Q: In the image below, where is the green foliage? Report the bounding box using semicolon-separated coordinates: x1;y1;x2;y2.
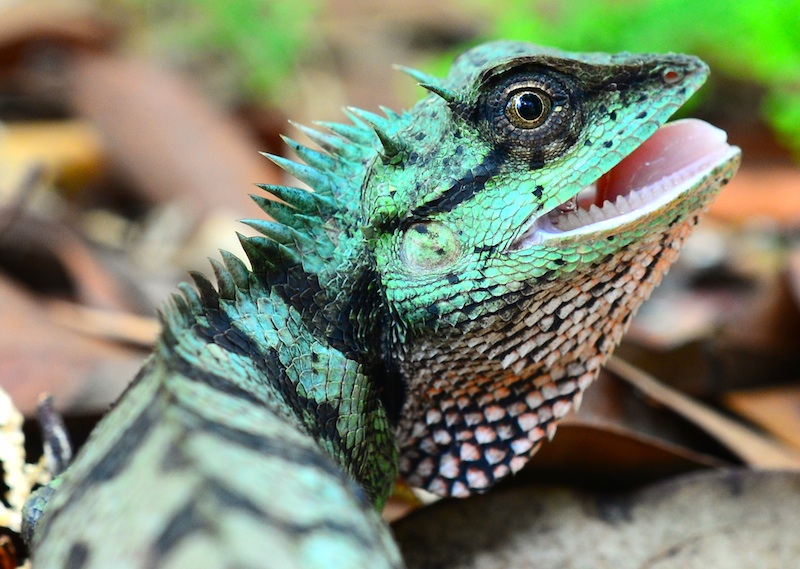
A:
184;0;320;100
470;0;800;158
110;0;320;102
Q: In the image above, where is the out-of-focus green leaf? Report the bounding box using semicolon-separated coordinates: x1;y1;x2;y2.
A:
105;0;320;103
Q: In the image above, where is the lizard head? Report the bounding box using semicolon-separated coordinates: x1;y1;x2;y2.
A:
253;41;740;500
356;41;741;496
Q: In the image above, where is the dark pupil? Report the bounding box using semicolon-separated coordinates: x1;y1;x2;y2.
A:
515;92;543;121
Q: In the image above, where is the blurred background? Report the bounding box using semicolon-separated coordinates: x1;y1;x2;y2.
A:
1;0;800;557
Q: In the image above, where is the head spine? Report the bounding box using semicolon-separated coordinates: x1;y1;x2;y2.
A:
419;83;457;104
346;107;407;164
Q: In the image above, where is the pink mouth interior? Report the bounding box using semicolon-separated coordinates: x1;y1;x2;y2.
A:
514;119;735;247
588;119;729;208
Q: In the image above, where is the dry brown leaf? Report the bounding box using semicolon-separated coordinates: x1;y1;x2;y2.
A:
523;425;723;488
0;535;16;569
786;247;800;311
0;121;106;193
0;275;144;415
724;385;800;453
709;164;800;225
721;270;800;356
606;357;800;470
0;1;117;69
395;469;800;569
65;51;281;224
0;213;141;312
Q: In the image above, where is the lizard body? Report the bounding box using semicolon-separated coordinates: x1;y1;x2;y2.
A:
24;41;740;567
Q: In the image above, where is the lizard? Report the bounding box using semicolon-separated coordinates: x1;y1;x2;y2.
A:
22;40;740;568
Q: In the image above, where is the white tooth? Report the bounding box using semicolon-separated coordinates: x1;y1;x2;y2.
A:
558;210;580;231
602;199;619;217
614;194;632;215
641;182;659;201
576;210;592;227
588;203;605;223
626;189;643;208
556;216;573;231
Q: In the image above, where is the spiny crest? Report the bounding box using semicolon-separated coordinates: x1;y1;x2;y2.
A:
315;120;376;148
289;121;349;157
394;64;440;86
219;249;250;290
261;115;384;218
240;219;317;255
419;83;457;104
236;234;302;276
261;153;338;197
395;64;457;103
159;252;251;344
379;105;402;120
280;134;340;173
250;193;301;227
158;281;202;345
345;107;407;164
174;282;200;315
189;271;220;309
240;219;295;246
253;184;334;218
243;123;364;274
209;258;236;301
163;108;386;330
237;187;313;277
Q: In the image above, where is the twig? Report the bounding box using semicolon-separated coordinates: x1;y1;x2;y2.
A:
0;164;46;241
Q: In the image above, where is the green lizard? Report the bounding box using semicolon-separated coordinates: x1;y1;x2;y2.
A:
23;40;740;568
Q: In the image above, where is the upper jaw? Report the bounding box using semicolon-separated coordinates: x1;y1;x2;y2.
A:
510;119;741;249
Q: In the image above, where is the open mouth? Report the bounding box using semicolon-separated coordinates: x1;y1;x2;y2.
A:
513;119;739;247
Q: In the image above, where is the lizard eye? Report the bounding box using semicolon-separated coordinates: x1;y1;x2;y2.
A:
506;89;552;129
400;221;461;272
479;69;581;163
